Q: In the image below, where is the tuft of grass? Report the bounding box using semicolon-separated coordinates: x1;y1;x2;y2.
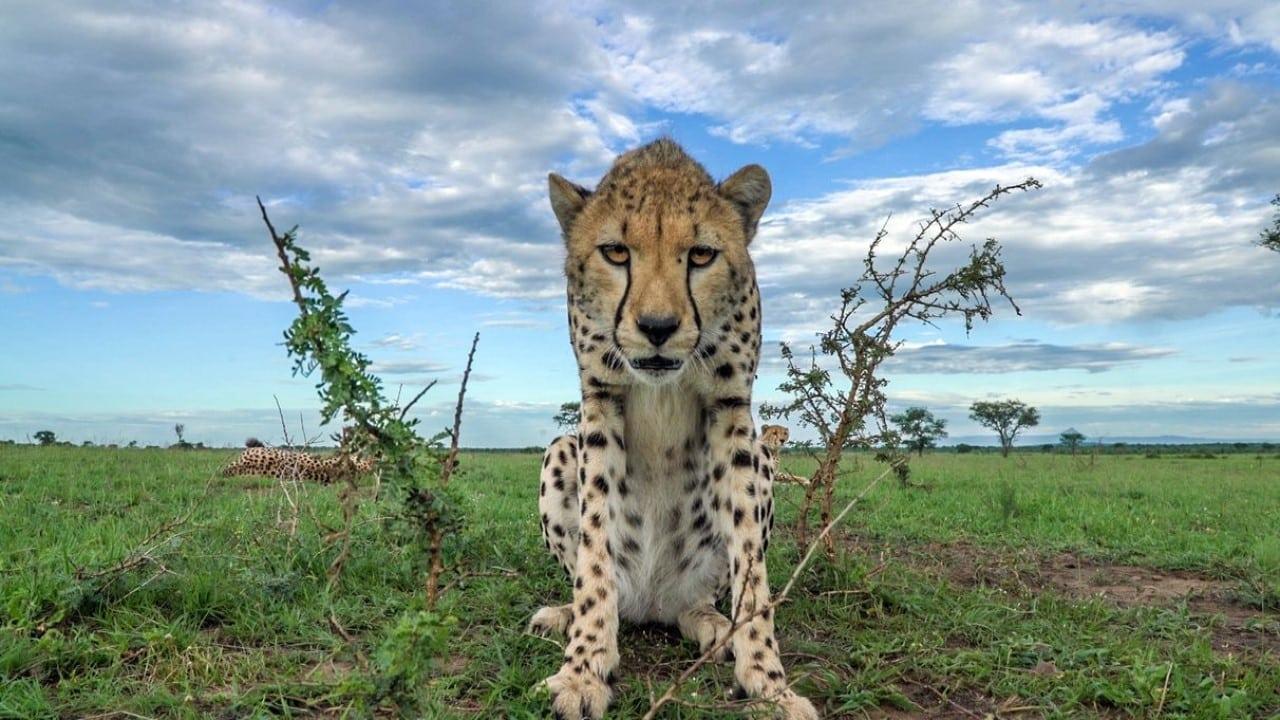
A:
993;480;1020;528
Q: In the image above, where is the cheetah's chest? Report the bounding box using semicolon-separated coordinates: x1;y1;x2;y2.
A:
609;384;726;623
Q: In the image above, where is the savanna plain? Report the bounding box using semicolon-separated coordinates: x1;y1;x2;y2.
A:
1;446;1277;718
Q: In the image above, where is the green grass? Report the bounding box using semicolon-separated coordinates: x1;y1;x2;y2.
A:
1;446;1276;718
781;452;1280;576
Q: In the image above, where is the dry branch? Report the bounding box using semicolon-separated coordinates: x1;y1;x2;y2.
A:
426;331;480;608
761;178;1040;548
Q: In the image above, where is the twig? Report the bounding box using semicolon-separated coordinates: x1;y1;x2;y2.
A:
80;711;159;720
398;379;439;422
909;679;982;719
426;331;480;608
1154;662;1173;717
258;196;307;311
273;394;292;447
329;613;368;666
438;567;519;596
76;516;187;582
440;332;479;489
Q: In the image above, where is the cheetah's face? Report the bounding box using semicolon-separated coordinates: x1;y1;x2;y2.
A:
760;424;790;449
550;148;770;386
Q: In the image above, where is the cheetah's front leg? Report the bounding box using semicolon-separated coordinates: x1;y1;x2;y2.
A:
705;399;817;720
542;393;624;719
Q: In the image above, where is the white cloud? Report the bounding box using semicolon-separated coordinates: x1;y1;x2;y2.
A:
368;360;451;376
0;0;618;300
370;333;420;351
754;83;1280;332
0;1;1277;331
344;294;414;309
927;20;1183;162
0;204;281;295
596;6;1192;162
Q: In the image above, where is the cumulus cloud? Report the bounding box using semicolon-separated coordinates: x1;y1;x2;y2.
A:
0;0;616;300
2;0;1277;312
758;340;1175;376
886;341;1176;374
755;82;1280;331
597;4;1190;161
929;20;1182;161
367;360;451;376
370;333;420;351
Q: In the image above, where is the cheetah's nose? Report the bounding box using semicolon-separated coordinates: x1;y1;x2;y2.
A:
637;315;679;347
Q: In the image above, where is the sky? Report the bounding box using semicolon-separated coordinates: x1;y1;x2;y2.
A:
1;0;1279;448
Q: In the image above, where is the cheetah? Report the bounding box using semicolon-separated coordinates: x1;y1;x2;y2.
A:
760;425;808;487
532;139;817;719
221;437;375;484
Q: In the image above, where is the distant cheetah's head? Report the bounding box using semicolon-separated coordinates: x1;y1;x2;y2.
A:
760;424;790;450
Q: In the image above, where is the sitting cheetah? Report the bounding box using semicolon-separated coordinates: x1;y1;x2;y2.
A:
759;424;790;453
760;425;808;487
532;139;817;719
221;437;374;484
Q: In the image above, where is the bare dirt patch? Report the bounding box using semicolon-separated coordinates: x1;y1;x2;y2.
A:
864;677;1045;719
842;534;1278;655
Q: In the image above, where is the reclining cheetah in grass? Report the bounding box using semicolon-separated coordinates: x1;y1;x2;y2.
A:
221;437;375;484
531;139;817;719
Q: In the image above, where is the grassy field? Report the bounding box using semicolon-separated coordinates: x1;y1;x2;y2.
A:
1;446;1276;718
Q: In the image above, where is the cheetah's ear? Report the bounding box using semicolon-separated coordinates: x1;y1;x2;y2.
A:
548;173;592;237
717;164;771;243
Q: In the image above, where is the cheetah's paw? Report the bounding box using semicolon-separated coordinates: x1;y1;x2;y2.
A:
527;604;573;637
770;689;819;720
543;665;612;720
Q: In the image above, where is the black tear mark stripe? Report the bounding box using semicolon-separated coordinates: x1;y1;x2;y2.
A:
611;250;632;358
685;243;703;340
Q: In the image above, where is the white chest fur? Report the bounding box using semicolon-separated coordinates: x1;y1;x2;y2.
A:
608;383;727;622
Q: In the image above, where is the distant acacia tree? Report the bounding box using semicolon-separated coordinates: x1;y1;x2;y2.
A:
552;402;581;433
34;430;57;446
969;400;1040;457
172;423;193;450
1059;428;1086;455
890;407;948;456
1260;194;1280;252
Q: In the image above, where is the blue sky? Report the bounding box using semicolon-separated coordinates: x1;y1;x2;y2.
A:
1;1;1279;447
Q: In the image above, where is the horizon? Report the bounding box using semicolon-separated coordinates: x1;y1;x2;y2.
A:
3;2;1279;448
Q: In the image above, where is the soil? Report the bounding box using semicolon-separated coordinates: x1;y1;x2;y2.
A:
841;533;1278;657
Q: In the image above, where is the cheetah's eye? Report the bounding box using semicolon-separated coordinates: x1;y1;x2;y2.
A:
689;245;718;267
599;243;630;265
